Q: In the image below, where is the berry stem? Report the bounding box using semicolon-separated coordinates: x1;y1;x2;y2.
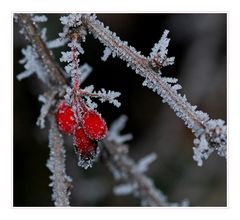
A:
71;41;88;123
72;45;80;92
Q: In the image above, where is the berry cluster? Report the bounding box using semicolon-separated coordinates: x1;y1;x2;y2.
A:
56;100;107;162
56;34;120;168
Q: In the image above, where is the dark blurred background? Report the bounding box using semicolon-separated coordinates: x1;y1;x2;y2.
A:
13;14;226;206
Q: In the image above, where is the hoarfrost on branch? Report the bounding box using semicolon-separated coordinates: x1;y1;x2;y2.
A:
17;45;49;83
82;86;121;108
47;116;72;206
78;14;226;166
36;91;57;129
107;115;133;144
103;116;187;206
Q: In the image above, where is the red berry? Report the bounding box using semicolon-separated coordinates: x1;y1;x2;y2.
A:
74;127;97;156
55;101;76;134
82;110;107;141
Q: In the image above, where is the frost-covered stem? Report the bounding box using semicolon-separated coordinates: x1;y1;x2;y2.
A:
102;140;169;206
72;46;80;91
69;41;88;123
17;14;66;86
47;115;72;206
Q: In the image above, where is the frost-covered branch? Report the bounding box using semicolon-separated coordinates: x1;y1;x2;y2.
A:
47;115;72;206
102;115;187;206
16;14;66;86
107;115;133;144
36;90;58;129
102;140;187;206
74;14;226;166
17;45;49;83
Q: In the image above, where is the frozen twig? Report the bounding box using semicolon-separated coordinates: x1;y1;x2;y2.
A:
101;115;187;206
47;115;72;206
36;90;58;129
82;86;121;108
16;14;66;86
17;45;49;83
102;139;186;206
107;115;133;144
76;14;226;166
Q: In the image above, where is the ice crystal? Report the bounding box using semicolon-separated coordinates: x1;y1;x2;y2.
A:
83;85;94;93
47;38;67;49
107;115;133;144
97;89;121;107
79;63;93;82
149;30;175;67
32;15;48;23
40;27;47;41
150;30;170;59
60;14;82;27
63;62;75;75
113;183;136;196
64;87;73;105
193;119;226;166
162;77;178;84
17;45;48;83
172;84;182;91
77;146;100;169
101;47;112;61
59;14;86;40
135;153;157;173
60;51;78;63
82;86;121;108
85;96;98;109
36;94;56;129
60;50;79;77
193;135;213;166
68;41;84;54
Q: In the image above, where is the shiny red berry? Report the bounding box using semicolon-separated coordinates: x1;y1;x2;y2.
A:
82;110;107;141
74;127;97;156
55;101;76;134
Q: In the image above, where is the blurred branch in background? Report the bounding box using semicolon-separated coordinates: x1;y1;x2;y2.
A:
103;115;188;206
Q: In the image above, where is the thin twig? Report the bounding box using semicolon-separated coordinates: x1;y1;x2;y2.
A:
47;115;72;206
102;140;173;206
36;90;58;129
